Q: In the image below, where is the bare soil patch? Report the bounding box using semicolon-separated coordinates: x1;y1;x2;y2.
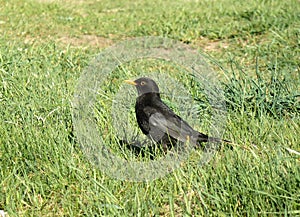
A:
194;37;229;52
34;0;87;4
57;35;113;49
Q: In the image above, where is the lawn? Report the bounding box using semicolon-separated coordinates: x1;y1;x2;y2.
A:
0;0;299;216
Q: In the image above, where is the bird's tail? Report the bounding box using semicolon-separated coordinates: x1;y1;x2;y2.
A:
196;133;232;151
197;133;231;144
208;137;231;143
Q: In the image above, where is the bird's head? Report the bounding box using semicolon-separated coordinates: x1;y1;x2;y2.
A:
124;77;160;96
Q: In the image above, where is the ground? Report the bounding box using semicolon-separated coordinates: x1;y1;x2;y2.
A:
0;0;299;216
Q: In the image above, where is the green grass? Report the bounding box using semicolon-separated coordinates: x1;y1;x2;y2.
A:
0;0;299;216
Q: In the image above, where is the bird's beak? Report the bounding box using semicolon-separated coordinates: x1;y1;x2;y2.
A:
124;80;137;86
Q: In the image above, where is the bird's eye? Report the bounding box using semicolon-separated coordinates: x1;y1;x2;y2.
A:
140;81;146;86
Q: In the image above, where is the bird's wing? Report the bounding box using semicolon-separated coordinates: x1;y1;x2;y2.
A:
144;106;199;144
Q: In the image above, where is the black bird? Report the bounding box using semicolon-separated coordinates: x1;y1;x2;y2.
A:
124;77;230;153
